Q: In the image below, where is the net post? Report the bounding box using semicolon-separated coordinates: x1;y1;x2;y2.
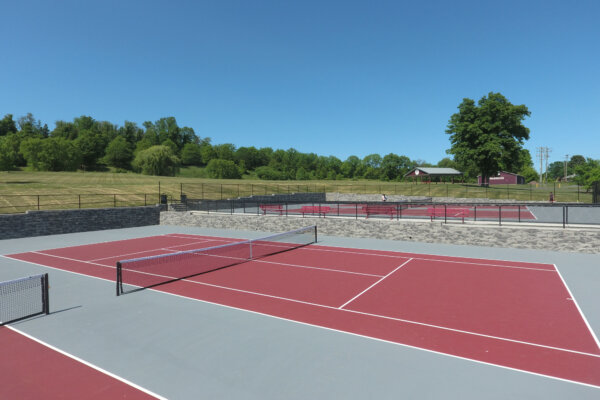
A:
116;262;122;296
42;273;50;315
314;225;318;243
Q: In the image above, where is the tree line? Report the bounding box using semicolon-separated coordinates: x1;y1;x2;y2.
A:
0;113;446;181
1;92;598;190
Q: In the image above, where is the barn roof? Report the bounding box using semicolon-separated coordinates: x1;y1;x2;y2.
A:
404;167;463;177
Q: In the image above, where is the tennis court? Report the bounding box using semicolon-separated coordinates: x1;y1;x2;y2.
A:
1;226;599;399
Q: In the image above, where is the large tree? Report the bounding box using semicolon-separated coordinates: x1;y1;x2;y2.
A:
446;92;531;183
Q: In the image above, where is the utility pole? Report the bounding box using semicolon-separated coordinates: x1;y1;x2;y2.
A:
536;147;545;184
536;146;551;184
544;147;551;184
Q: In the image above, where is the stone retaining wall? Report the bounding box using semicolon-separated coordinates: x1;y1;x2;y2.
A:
0;206;163;240
160;211;600;254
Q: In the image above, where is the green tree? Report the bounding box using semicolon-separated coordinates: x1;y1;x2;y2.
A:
161;139;178;154
205;159;241;179
181;143;203;166
573;158;600;190
213;143;236;161
104;136;133;169
21;137;81;171
119;121;144;144
0;134;20;170
20;137;45;170
132;145;180;176
75;130;107;169
200;143;217;165
341;155;361;178
381;153;411;181
17;113;45;137
0;114;17;136
437;157;458;169
52;121;79;140
547;161;565;181
142;117;198;152
569;155;586;170
235;146;262;171
295;167;309;180
446;92;531;184
519;166;539;183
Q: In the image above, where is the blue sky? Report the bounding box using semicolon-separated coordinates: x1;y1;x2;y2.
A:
1;0;599;166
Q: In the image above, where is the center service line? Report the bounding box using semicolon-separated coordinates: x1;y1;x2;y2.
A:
338;258;413;309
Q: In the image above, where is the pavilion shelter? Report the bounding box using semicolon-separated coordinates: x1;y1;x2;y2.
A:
404;167;463;183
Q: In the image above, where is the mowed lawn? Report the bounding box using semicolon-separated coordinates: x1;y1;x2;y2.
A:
0;171;592;214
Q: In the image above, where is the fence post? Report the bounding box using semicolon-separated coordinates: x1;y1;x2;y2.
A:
499;205;502;226
37;195;40;210
529;183;533;201
114;194;116;208
78;194;81;209
563;206;566;228
444;204;447;224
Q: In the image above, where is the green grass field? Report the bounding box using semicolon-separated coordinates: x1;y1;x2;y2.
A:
0;170;592;214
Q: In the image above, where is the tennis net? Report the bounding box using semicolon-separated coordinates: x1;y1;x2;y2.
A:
116;225;317;295
0;274;50;325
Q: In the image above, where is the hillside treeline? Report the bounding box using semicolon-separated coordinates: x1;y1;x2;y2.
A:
0;113;444;180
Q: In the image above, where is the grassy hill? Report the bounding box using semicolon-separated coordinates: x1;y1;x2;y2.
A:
0;170;592;214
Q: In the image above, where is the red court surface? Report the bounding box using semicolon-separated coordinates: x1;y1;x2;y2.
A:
6;233;600;389
0;326;162;399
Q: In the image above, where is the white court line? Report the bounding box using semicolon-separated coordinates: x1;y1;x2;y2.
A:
338;258;413;309
525;205;538;221
6;326;166;400
302;246;556;272
553;263;600;350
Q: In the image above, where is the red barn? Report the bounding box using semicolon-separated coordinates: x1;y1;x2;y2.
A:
478;171;525;185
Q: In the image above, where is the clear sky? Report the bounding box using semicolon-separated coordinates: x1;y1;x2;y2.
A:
1;0;599;166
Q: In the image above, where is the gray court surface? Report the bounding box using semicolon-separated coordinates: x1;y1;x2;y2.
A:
1;225;599;399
